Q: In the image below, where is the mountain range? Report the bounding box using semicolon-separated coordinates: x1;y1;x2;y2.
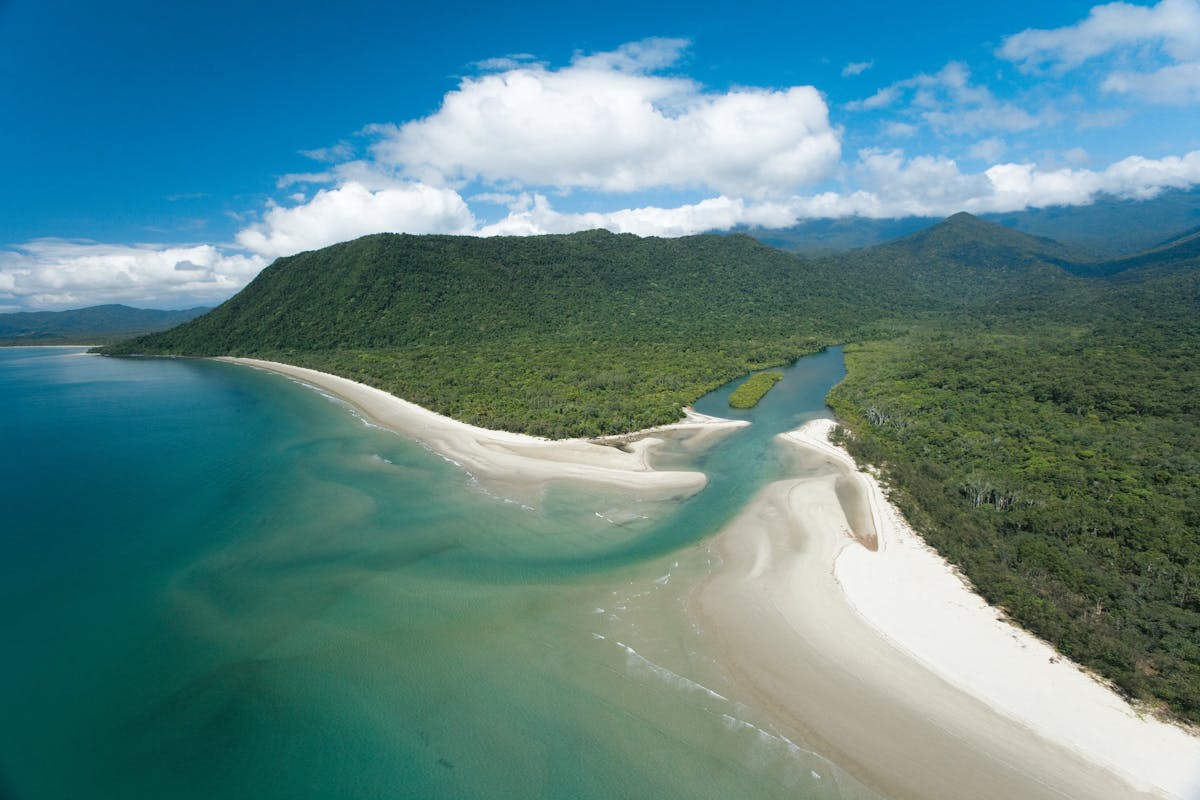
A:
0;304;209;345
746;187;1200;258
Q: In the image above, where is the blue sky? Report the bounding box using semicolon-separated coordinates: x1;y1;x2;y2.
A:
2;0;1199;309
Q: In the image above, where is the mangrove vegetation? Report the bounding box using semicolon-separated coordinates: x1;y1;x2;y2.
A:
729;372;783;408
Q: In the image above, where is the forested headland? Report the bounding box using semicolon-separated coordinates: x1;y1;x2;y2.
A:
102;213;1200;725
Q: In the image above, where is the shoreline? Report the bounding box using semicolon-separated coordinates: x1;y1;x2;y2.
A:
1;343;100;348
217;357;747;497
695;418;1200;800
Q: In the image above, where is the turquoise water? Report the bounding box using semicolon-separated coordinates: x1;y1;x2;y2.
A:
0;347;881;800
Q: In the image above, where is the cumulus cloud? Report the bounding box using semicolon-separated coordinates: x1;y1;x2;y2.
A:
454;148;1200;236
1000;0;1200;70
235;181;476;258
1102;60;1200;102
793;148;1200;219
1002;0;1200;105
367;38;840;197
477;193;800;237
842;149;994;216
0;240;265;310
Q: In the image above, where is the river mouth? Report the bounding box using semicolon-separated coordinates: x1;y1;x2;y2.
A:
2;345;891;800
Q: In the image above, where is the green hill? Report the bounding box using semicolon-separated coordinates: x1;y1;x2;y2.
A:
0;304;209;345
105;231;866;435
102;217;1200;723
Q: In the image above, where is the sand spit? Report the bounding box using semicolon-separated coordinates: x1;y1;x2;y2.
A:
696;418;1200;800
218;358;745;497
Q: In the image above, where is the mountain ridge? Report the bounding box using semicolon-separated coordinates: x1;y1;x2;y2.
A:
745;187;1200;258
0;303;210;345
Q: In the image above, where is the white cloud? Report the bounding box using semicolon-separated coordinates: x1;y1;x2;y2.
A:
1076;107;1133;128
924;104;1055;134
477;193;799;238
299;142;354;163
571;37;691;73
1064;147;1092;166
235;181;476;258
1102;60;1200;102
842;60;874;77
846;149;994;216
1002;0;1200;106
847;86;898;110
1000;0;1200;71
969;138;1007;162
276;171;333;188
368;38;840;197
0;240;265;310
884;121;918;138
462;148;1200;235
472;54;544;72
1098;149;1200;193
848;62;1057;135
803;147;1200;218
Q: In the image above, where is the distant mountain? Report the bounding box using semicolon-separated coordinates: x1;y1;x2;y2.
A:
747;216;937;255
797;212;1092;317
0;304;210;345
1104;226;1200;276
883;211;1088;266
747;187;1200;258
986;188;1200;257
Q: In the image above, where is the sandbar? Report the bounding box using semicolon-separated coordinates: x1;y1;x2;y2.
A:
218;357;746;497
695;418;1200;800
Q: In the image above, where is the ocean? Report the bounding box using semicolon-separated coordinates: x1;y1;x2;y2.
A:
0;346;881;799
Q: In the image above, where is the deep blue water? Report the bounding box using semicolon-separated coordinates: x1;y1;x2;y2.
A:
0;346;879;800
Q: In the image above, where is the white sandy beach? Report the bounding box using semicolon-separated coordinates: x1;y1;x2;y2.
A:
794;418;1200;799
219;357;746;497
696;418;1200;800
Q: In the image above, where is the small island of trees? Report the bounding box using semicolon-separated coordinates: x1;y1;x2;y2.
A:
729;372;784;408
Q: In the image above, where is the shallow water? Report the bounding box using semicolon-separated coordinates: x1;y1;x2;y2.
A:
0;346;883;799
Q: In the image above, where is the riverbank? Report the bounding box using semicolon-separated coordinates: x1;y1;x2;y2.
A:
695;418;1200;800
218;357;746;497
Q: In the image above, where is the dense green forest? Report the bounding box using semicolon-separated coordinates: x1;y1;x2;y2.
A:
828;256;1200;722
0;304;208;345
103;215;1200;723
104;231;872;435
